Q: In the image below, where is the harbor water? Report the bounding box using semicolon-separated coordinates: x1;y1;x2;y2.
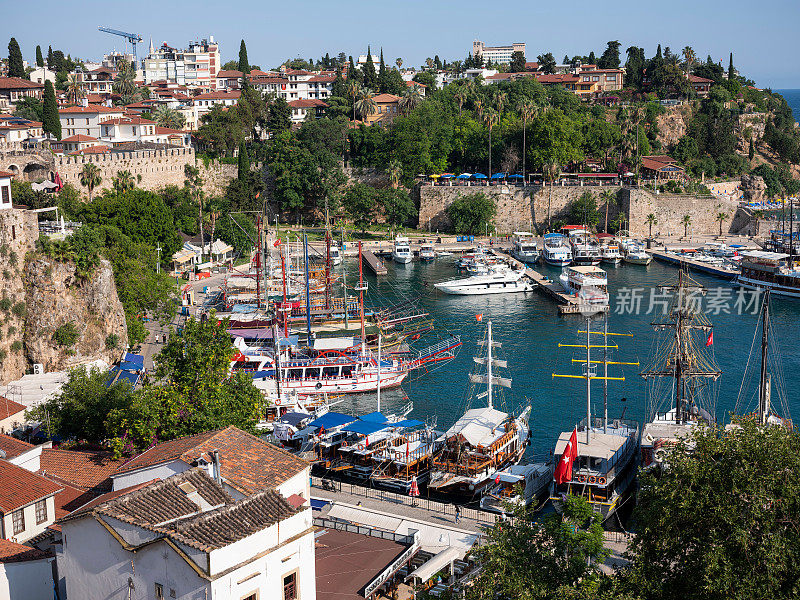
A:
334;255;800;462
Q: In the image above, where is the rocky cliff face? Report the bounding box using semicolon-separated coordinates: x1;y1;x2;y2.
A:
740;173;767;203
23;257;128;374
655;104;692;149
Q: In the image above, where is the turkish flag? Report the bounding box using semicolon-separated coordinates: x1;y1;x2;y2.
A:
495;474;501;484
475;314;483;322
554;427;578;485
706;331;714;347
273;239;281;247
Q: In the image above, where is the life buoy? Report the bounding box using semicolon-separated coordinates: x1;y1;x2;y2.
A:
577;474;587;483
598;477;606;485
588;476;597;484
274;397;282;406
645;433;654;444
315;382;322;390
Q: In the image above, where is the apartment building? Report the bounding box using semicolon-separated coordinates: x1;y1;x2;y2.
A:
288;98;328;124
251;69;335;102
76;67;117;95
0;78;44;111
143;37;220;88
472;40;526;65
58;104;126;138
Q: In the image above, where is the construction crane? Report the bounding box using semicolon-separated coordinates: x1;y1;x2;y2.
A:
98;26;143;63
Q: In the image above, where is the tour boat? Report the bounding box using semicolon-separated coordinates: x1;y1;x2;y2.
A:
329;243;342;266
736;251;800;298
542;233;573;267
392;236;412;264
568;230;601;265
419;242;436;261
429;321;531;497
704;241;735;258
623;244;652;265
479;463;553;514
599;242;622;265
558;265;609;308
434;265;534;295
550;313;640;523
511;232;540;264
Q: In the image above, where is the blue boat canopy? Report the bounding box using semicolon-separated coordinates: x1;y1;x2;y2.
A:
280;412;313;427
342;420;392;435
360;411;388;423
308;412;357;430
491;172;507;179
390;419;424;429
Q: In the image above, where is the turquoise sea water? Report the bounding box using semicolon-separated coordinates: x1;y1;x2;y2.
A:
334;258;800;462
775;89;800;123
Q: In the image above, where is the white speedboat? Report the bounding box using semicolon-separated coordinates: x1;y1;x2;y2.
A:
392;236;412;264
329;243;342;266
704;241;735;258
569;230;601;265
599;243;622;265
559;265;609;308
623;244;652;265
479;463;553;514
434;265;534;295
511;232;540;264
542;233;573;267
419;242;436;261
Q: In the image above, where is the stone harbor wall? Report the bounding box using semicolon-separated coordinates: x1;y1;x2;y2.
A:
419;184;748;237
54;148;237;197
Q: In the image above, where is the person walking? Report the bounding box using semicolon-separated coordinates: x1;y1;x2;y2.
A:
454;504;461;524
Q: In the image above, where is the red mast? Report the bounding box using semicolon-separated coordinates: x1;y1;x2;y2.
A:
255;216;262;309
358;241;365;344
280;245;288;338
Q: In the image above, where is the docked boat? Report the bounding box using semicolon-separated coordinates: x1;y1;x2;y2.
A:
429;321;531;497
640;269;721;469
392;236;412;264
419;242;436;261
598;237;622;265
623;244;652;265
479;463;553;514
736;251;800;298
568;230;601;266
558;265;609;308
511;232;540;264
329;243;342;266
551;313;640;522
704;241;735;258
542;233;573;267
434;265;534;295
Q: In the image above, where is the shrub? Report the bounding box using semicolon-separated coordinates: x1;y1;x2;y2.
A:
0;298;12;312
445;193;497;234
2;270;9;279
105;334;119;350
6;326;15;337
11;302;25;318
10;340;22;352
8;251;17;267
53;322;79;347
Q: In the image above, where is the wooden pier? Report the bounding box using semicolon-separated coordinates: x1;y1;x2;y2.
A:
649;250;738;281
361;250;388;276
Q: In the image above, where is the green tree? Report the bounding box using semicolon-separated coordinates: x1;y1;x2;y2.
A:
377;188;415;227
716;210;728;237
728;52;735;81
411;70;436;90
446;192;496;234
398;87;422;116
645;213;658;238
267;96;291;132
237;140;250;180
27;366;135;443
7;38;24;78
748;138;755;161
509;50;527;73
79;162;102;201
112;170;136;192
386;158;402;189
13;96;43;122
342;183;376;232
238;39;250;74
354;93;377;121
570;191;599;228
468;495;608;600
35;45;44;68
377;47;388;93
362;46;378;90
65;73;84;104
682;213;692;237
42;80;61;140
46;45;53;68
483;108;499;176
537;52;557;74
112;60;137;104
597;40;621;69
153;105;186;130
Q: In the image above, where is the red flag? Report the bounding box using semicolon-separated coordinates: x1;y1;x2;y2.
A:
475;314;483;322
406;440;409;460
706;331;714;347
554;427;578;485
273;238;281;247
494;474;501;485
255;191;260;199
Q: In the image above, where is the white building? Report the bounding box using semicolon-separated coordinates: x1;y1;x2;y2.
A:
58;103;126;138
28;67;55;86
251;70;335;102
0;538;55;600
288;98;328;124
99;117;191;147
58;467;315;600
0;460;61;544
472;40;526;65
0;172;13;209
143;37;221;88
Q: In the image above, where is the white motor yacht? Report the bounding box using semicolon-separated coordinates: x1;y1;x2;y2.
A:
392;236;412;264
434;265;534;295
511;232;540;264
542;233;573;267
479;463;553;514
569;230;601;266
623;244;652;265
419;242;436;261
559;265;609;308
599;242;622;265
329;243;342;266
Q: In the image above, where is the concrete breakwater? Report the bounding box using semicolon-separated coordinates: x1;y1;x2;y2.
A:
419;184;748;237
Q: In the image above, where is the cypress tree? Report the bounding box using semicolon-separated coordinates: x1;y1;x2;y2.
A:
749;138;755;161
238;40;249;74
7;38;24;78
35;45;44;68
656;44;662;59
349;55;362;85
728;52;735;80
363;46;378;91
42;80;61;140
238;140;250;180
378;48;387;92
47;45;53;67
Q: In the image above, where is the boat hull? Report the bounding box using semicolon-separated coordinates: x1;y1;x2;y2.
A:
542;253;572;267
392;253;412;264
736;276;800;298
250;371;408;395
624;256;652;265
434;279;534;295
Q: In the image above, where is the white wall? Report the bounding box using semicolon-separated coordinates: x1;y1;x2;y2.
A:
0;557;54;600
2;495;57;543
8;445;44;472
112;460;189;490
276;467;310;501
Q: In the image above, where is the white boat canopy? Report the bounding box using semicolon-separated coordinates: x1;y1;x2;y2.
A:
442;407;508;446
406;547;462;583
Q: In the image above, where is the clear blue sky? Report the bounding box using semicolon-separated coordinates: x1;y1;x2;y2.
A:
6;0;800;88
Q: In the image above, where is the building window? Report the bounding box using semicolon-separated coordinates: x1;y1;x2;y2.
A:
12;509;24;535
155;583;164;600
283;573;297;600
241;595;257;600
35;500;47;524
1;186;9;205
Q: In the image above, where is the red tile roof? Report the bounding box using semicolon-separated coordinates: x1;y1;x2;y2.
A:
0;435;34;459
193;91;241;101
59;105;124;114
536;73;579;84
307;75;335;83
0;539;52;563
155;126;186;135
371;93;402;103
216;70;243;78
689;75;714;83
288;98;328;108
525;61;540;71
0;171;15;178
39;448;124;492
406;80;426;88
0;461;61;513
114;426;308;495
101;116;156;125
60;134;98;143
68;145;110;155
0;397;25;420
0;77;44;90
251;77;289;85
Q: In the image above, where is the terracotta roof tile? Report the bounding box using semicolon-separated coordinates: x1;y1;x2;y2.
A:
60;134;98;143
39;448;124;492
371;93;402;103
0;461;61;513
288;99;328;108
0;397;25;420
216;70;243;78
0;171;15;178
59;105;124;115
0;77;44;90
193;91;241;101
0;539;52;563
0;434;34;459
68;145;110;155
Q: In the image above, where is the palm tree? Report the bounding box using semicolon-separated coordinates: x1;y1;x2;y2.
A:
519;101;536;183
601;189;617;233
495;92;508;115
113;60;137;104
425;58;434;70
682;214;692;239
387;159;402;189
66;73;84;105
682;46;696;79
646;213;658;238
185;165;205;258
395;58;403;69
483;109;499;178
544;159;561;228
752;209;765;236
454;89;467;116
474;98;484;121
112;170;135;192
346;80;362;122
354;92;376;122
716;211;728;238
154;106;186;130
79;163;101;201
204;197;224;247
399;88;422;115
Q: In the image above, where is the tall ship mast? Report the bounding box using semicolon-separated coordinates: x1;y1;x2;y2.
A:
640;269;721;467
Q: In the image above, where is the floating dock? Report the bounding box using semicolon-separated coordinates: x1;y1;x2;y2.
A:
361;250;388;276
649;250;738;281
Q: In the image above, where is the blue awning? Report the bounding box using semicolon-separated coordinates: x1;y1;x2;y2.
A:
472;173;487;179
280;412;313;427
360;411;388;423
390;419;424;429
308;412;357;430
456;173;471;179
106;367;139;388
120;352;144;371
342;421;391;436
